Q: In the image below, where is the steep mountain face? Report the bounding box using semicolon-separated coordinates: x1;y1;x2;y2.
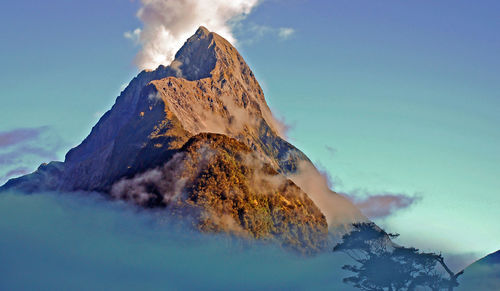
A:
1;27;364;252
8;26;304;193
458;250;500;290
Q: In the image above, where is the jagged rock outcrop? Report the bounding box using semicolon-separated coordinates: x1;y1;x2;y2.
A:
1;27;364;252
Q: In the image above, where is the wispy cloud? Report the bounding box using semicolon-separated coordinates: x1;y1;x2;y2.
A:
0;145;57;166
0;126;65;184
239;24;296;44
307;163;420;220
0;126;47;148
348;190;422;219
290;161;366;228
325;145;337;158
0;167;30;182
123;28;141;44
278;27;295;40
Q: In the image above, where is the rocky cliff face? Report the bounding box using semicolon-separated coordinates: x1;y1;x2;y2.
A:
1;27;363;252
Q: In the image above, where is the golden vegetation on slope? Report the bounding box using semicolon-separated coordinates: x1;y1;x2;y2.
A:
113;133;328;253
183;134;328;253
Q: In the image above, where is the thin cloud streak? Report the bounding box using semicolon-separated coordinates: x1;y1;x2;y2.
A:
350;191;422;219
237;24;296;44
0;126;65;184
278;27;295;39
0;126;48;148
0;167;30;182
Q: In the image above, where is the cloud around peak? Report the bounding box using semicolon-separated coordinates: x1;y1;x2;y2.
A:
127;0;259;70
126;0;297;70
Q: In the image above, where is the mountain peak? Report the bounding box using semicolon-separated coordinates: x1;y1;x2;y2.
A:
1;26;365;253
195;26;210;37
171;27;217;80
171;26;247;82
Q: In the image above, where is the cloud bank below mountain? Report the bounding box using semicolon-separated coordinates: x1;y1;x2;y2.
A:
0;191;355;290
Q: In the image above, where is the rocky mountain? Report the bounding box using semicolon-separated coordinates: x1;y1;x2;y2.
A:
458;250;500;290
1;27;364;252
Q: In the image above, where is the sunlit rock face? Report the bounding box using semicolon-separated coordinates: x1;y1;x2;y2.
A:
1;27;364;252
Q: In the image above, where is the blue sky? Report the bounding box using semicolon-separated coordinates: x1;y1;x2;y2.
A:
0;0;499;264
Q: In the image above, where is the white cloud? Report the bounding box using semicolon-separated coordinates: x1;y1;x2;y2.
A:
278;27;295;39
241;24;296;44
128;0;260;70
124;28;142;44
